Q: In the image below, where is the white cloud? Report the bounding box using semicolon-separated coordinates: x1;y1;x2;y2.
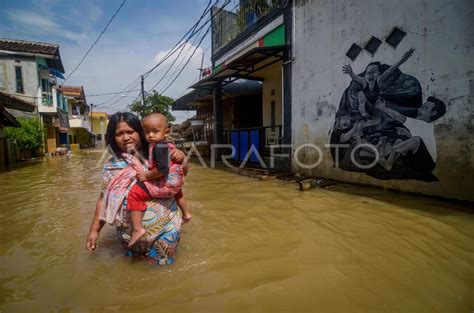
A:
6;10;88;43
147;41;206;94
2;2;211;124
151;42;204;69
71;41;206;123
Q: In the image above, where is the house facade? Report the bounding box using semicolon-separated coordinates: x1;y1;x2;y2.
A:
0;38;68;154
91;111;108;146
180;0;474;201
60;85;95;148
192;0;292;169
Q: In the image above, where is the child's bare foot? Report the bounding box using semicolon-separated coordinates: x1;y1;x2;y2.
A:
128;228;146;247
181;214;192;224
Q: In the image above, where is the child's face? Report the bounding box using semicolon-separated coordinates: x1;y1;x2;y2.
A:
416;101;435;122
337;116;351;130
365;64;380;84
142;116;169;144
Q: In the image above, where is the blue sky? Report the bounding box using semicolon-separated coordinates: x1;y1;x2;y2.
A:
0;0;214;122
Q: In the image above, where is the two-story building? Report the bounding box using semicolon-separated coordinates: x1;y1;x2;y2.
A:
91;111;108;147
179;0;473;201
60;85;95;149
0;38;67;154
180;0;292;169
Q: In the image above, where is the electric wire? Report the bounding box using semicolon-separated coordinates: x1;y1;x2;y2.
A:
160;23;212;95
85;89;141;97
64;0;127;83
147;11;209;92
146;0;232;96
142;0;214;79
95;0;215;109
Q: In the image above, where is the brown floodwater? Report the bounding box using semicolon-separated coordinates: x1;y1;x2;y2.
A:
0;150;473;312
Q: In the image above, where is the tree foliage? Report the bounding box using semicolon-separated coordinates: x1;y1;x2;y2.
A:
4;117;45;150
129;91;175;123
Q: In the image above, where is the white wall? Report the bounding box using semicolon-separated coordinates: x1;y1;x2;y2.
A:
0;55;38;101
0;55;38;118
291;0;474;201
262;65;283;128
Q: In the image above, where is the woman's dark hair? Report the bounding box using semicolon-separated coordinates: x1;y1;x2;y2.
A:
362;62;393;77
426;96;446;121
106;112;148;158
365;61;381;72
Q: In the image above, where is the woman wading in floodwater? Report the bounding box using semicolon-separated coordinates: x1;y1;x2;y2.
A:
85;112;185;265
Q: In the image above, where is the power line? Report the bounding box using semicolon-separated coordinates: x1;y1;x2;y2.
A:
64;0;127;83
86;89;140;97
173;44;213;99
96;0;214;110
160;24;213;95
147;15;208;92
97;0;228;110
142;0;215;79
94;76;141;107
147;0;232;95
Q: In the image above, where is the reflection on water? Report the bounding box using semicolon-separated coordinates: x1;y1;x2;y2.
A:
0;151;473;312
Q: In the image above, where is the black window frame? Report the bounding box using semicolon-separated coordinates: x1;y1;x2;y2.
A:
15;66;24;93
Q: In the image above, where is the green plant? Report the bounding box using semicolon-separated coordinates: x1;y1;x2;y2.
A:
4;117;45;150
129;91;176;123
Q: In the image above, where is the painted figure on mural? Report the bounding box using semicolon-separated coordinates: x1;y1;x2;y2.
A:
330;48;447;181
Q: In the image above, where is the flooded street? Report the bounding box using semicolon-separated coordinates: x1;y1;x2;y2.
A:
1;151;473;313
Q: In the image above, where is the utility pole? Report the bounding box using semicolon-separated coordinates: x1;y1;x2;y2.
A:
90;103;94;132
141;75;145;107
198;53;205;80
90;103;96;148
90;103;94;133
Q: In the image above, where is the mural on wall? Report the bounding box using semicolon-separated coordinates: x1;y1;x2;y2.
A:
330;48;447;181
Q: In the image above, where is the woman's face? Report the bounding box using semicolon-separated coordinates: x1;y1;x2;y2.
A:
114;121;141;152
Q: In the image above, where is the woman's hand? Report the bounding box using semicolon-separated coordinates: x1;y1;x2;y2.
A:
170;147;186;164
342;64;353;75
86;230;100;252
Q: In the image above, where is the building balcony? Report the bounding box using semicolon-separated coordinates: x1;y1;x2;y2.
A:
212;0;286;57
69;116;90;129
37;88;57;113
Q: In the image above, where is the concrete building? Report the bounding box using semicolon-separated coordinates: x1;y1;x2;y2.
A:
61;85;95;149
91;111;108;146
172;0;474;201
192;1;292;169
0;38;67;154
290;0;473;201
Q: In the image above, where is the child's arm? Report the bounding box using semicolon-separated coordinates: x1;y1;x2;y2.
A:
342;64;366;87
169;146;186;164
375;99;407;123
340;120;363;143
378;48;415;83
181;155;189;176
169;144;189;175
137;168;164;181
